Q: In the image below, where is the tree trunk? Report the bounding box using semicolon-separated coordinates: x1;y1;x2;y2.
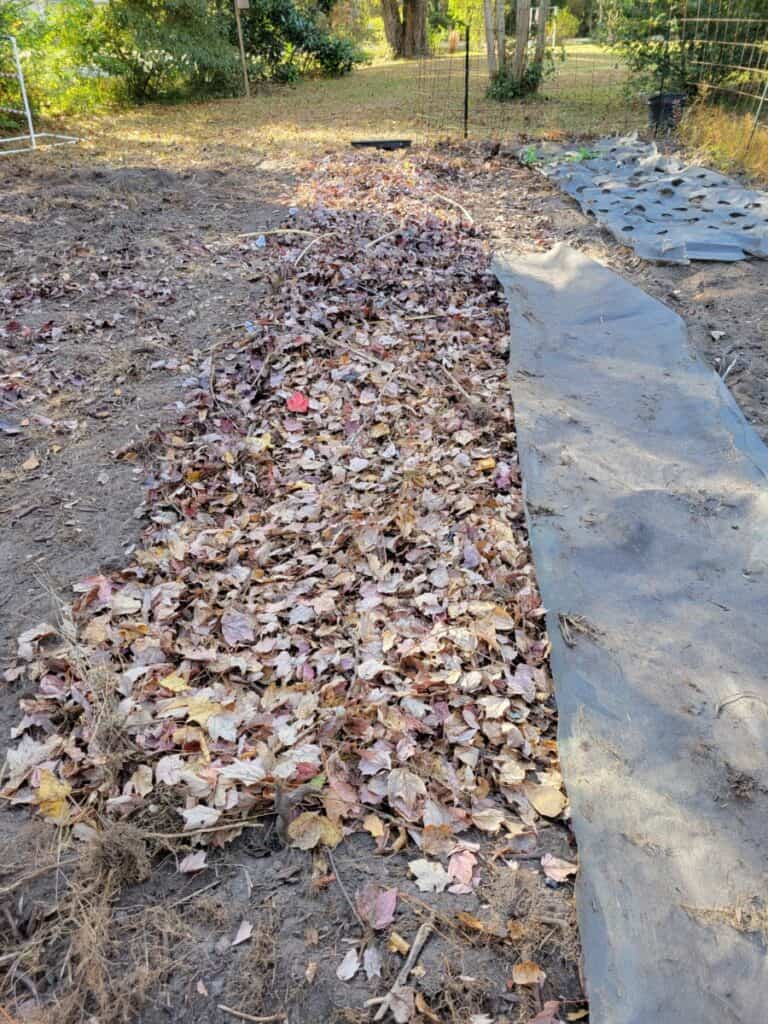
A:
402;0;428;57
381;0;405;57
496;0;506;71
512;0;531;82
483;0;498;75
535;0;550;64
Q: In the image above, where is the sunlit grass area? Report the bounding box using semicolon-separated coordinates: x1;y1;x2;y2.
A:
419;42;646;137
59;43;643;171
45;44;763;180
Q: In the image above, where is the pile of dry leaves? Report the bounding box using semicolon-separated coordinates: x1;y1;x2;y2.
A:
3;152;569;906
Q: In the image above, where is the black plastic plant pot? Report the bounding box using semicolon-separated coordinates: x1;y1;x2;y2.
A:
648;92;687;129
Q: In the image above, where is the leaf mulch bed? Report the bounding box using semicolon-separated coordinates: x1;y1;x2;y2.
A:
2;148;584;1024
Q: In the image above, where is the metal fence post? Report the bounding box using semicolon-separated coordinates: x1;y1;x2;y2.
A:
745;76;768;157
9;35;35;149
463;24;470;140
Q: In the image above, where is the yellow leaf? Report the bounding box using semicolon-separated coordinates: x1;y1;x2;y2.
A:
512;960;546;986
370;422;389;438
158;671;189;693
246;432;272;455
388;931;410;955
161;694;223;726
22;453;40;471
415;993;440;1023
475;456;496;472
37;769;71;823
566;1011;589;1021
287;812;343;850
222;450;235;465
363;813;385;839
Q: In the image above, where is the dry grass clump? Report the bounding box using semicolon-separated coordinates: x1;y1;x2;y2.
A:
680;102;768;184
0;820;190;1024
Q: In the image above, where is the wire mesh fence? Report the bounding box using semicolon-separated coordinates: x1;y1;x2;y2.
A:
417;1;768;155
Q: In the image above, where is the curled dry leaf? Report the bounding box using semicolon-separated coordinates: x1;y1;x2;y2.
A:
336;948;361;981
541;852;578;882
512;960;547;986
409;858;450;893
287;811;343;850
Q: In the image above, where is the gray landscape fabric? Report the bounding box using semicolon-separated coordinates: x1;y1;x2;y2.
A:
523;135;768;263
494;243;768;1022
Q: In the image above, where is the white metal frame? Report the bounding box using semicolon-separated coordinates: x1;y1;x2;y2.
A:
0;35;79;156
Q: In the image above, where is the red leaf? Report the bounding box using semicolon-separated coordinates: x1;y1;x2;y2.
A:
287;391;309;413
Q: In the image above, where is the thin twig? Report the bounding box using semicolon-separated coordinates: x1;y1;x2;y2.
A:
239;229;318;239
294;235;325;267
366;221;406;250
716;691;768;716
0;860;77;897
326;846;368;932
427;191;474;224
217;1007;286;1023
143;819;265;840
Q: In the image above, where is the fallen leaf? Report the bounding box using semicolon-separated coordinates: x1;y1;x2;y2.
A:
415;992;441;1023
409;858;450;893
22;453;40;471
179;850;208;874
305;960;318;984
526;785;567;819
388;931;410;955
36;769;71;822
512;960;547;986
363;944;382;980
287;811;343;850
541;852;578;883
231;920;253;946
336;947;360;981
287;391;310;413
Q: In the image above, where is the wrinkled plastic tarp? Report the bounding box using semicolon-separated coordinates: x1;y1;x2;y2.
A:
522;135;768;263
495;243;768;1022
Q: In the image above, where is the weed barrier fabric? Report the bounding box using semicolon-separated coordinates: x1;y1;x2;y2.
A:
523;136;768;263
494;244;768;1023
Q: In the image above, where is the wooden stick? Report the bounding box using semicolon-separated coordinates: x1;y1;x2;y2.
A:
427;191;474;224
217;1007;286;1023
366;919;433;1020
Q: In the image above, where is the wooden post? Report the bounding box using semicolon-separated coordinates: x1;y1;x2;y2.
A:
234;0;250;98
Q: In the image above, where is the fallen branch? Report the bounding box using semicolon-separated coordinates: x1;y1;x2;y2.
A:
217;1007;286;1023
366;919;433;1021
427;191;474;225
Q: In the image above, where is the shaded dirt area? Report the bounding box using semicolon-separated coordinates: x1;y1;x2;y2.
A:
1;142;583;1024
439;143;768;443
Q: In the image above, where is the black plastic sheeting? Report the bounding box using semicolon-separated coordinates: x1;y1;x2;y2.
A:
494;244;768;1023
522;135;768;263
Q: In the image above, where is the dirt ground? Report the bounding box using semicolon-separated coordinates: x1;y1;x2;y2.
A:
1;127;765;1024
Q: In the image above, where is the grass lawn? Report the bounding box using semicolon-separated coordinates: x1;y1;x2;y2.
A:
64;42;645;170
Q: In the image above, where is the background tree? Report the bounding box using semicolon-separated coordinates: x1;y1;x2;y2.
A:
380;0;428;56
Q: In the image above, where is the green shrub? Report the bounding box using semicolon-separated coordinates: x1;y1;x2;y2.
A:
550;7;580;42
487;59;550;100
